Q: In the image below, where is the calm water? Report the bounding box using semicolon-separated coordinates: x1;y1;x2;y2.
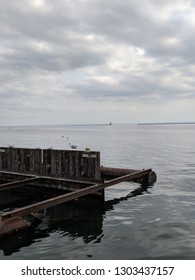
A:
0;123;195;260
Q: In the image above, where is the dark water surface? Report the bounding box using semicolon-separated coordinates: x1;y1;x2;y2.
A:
0;124;195;260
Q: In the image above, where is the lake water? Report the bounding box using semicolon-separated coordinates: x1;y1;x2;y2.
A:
0;123;195;260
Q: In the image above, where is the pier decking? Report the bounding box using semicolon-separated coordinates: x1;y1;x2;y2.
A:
0;147;157;238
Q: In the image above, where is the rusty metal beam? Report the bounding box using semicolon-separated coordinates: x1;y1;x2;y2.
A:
1;169;151;220
0;177;40;191
0;170;97;185
101;166;157;185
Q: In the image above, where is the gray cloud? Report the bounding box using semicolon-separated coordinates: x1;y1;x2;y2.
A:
0;0;195;125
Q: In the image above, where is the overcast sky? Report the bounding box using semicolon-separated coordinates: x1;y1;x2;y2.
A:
1;0;195;125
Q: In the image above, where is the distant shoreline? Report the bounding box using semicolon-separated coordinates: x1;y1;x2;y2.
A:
1;122;195;127
138;122;195;125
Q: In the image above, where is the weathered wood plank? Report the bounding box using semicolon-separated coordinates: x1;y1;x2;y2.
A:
61;150;66;177
29;149;35;173
50;149;56;175
11;147;17;171
64;150;69;177
68;151;75;178
95;152;101;180
0;147;101;181
19;148;25;172
2;148;7;169
56;150;62;177
34;149;42;174
6;147;12;170
24;149;30;173
0;148;4;169
15;148;20;171
75;151;79;178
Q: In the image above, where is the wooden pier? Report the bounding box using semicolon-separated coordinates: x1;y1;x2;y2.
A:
0;147;157;238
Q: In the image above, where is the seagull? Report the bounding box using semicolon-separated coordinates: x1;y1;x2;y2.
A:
69;143;77;149
67;137;77;149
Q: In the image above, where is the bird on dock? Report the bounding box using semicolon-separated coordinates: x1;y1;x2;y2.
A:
69;143;77;149
66;137;77;149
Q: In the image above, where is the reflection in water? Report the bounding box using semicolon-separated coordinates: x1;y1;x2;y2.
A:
0;184;150;256
105;183;149;211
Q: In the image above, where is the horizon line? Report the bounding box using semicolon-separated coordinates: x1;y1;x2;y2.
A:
138;121;195;125
1;121;195;127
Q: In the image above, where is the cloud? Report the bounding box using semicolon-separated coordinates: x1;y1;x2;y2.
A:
0;0;195;125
